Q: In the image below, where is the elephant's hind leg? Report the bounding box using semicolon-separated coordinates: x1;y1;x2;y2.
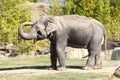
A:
83;39;102;70
93;47;102;69
83;49;95;70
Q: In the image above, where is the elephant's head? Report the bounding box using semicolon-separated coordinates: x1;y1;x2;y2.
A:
18;16;57;41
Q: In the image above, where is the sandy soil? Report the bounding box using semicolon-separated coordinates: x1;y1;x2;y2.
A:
0;67;117;75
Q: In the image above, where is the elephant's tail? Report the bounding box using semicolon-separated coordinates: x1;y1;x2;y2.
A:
103;29;107;59
82;55;88;58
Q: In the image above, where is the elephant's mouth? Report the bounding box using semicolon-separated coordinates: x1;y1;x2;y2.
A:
36;29;47;40
36;35;45;40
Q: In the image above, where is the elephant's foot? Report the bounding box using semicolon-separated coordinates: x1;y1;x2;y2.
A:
48;66;57;70
93;65;102;69
57;66;66;71
83;66;93;70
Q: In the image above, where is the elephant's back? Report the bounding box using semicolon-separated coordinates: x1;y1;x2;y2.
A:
61;15;91;21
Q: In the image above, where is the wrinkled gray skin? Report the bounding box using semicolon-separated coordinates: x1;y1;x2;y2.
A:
18;15;106;70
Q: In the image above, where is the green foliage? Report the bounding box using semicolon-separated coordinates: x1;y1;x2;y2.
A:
0;0;27;44
0;0;36;53
50;0;64;15
108;0;120;40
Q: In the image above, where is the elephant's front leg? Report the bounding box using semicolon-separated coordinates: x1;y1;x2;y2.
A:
48;43;57;70
56;46;66;71
56;42;66;71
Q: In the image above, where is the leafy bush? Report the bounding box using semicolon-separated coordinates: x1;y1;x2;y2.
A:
0;0;35;53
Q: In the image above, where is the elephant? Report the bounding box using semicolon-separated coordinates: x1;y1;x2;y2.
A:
18;15;107;70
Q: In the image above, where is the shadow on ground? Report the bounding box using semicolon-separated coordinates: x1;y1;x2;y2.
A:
67;66;84;70
0;66;48;71
0;65;84;71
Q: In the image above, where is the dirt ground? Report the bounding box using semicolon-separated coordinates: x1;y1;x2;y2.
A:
0;67;117;75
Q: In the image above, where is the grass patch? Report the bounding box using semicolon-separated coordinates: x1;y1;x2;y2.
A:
0;55;50;68
0;72;108;80
103;59;120;67
0;55;119;80
0;55;119;68
38;72;108;80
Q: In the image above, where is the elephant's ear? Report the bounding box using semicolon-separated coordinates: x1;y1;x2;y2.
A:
46;22;56;35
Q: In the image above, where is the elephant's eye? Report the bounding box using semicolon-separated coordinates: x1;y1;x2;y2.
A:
35;26;38;29
37;30;42;35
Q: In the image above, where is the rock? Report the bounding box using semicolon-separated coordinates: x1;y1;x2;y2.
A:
104;40;120;50
0;51;6;57
111;47;120;60
113;66;120;78
36;47;50;55
5;51;18;57
107;67;120;80
29;47;50;56
105;67;120;80
0;43;18;57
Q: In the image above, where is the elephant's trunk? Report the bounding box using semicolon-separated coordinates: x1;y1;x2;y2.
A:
18;22;37;40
